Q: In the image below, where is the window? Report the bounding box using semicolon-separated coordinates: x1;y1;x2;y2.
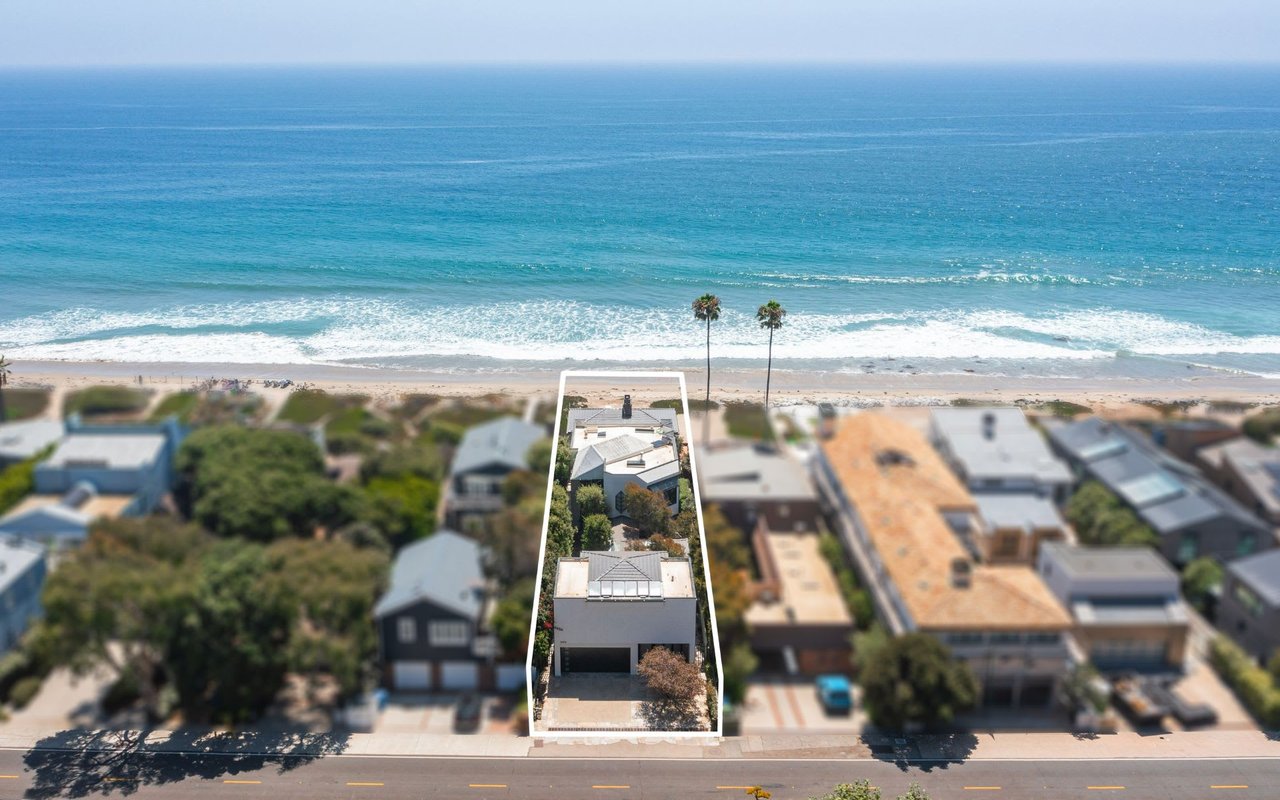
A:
1234;584;1264;618
396;617;417;644
1238;531;1258;557
429;620;470;647
1026;633;1061;646
664;485;678;506
1178;532;1199;563
615;491;625;513
989;632;1022;646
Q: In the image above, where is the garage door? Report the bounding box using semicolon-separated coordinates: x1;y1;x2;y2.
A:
496;664;527;692
392;661;432;691
561;647;630;673
440;661;479;690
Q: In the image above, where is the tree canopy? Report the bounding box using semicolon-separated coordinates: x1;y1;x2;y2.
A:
620;483;672;536
859;633;978;731
1065;480;1160;549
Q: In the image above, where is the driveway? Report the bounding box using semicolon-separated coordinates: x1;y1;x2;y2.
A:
740;676;867;734
374;693;516;736
539;674;707;733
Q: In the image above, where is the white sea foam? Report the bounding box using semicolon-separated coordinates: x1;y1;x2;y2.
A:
4;300;1280;367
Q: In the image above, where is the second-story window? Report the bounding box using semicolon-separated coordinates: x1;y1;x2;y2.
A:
397;617;417;644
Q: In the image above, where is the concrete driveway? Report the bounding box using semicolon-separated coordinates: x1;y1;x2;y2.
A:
740;676;867;734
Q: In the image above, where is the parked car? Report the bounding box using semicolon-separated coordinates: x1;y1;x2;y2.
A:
453;693;483;733
815;674;853;715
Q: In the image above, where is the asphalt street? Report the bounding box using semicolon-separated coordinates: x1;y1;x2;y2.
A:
0;749;1275;800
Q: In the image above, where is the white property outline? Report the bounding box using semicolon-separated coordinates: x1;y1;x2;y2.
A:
524;369;725;739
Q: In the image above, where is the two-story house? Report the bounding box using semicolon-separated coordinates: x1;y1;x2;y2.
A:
374;530;524;692
814;412;1073;709
567;396;681;518
1217;549;1280;663
445;416;546;529
0;538;47;654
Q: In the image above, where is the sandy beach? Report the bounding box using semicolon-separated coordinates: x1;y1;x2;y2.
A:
7;359;1279;416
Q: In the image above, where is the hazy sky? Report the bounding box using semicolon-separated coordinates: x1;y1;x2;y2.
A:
3;0;1278;67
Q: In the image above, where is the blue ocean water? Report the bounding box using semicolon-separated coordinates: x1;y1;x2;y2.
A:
1;66;1278;378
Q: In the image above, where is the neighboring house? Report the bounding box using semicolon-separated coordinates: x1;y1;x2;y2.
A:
745;528;853;675
1037;543;1189;672
0;538;47;654
0;420;63;469
1196;437;1280;528
814;412;1073;709
931;407;1074;564
697;443;819;533
1048;417;1274;566
0;418;182;547
445;416;546;529
1217;549;1280;663
552;550;697;675
1151;417;1239;463
568;396;681;518
374;530;523;692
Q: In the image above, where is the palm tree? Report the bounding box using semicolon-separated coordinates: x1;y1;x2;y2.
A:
0;354;10;423
756;300;787;411
691;293;721;442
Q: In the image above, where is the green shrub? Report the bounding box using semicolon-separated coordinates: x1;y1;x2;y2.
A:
101;672;143;715
8;675;42;709
576;483;607;518
63;385;149;418
1243;407;1280;444
278;390;368;425
0;458;37;516
1;388;51;421
722;401;775;442
148;391;200;422
581;514;613;551
421;420;464;447
1066;481;1160;549
1209;635;1280;728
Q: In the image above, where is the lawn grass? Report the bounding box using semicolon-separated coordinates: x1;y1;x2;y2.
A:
722;401;775;442
63;385;150;419
1;388;50;421
277;390;368;425
148;391;200;422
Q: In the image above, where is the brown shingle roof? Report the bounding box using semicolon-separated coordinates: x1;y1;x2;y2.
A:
821;413;1070;632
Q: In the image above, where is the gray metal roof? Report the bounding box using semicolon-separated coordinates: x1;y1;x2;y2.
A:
1198;438;1280;518
373;530;485;619
975;493;1065;534
566;406;677;432
697;444;816;503
584;550;665;600
931;407;1072;486
1227;549;1280;607
0;538;45;595
570;434;653;481
1049;417;1265;536
0;421;63;462
450;416;545;477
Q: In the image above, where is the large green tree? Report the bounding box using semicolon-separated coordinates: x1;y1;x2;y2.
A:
620;483;672;536
859;633;978;731
692;294;722;442
581;513;614;551
1066;480;1159;549
576;483;607;518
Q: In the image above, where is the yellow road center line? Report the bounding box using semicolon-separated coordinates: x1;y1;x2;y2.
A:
470;785;508;789
0;775;18;779
224;779;263;784
1211;787;1249;790
347;782;385;787
716;788;758;791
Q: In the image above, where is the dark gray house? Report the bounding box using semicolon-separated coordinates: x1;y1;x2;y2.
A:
444;416;545;529
1048;417;1274;566
1218;549;1280;663
374;530;524;692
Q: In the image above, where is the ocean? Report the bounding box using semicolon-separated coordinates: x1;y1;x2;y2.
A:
1;66;1278;380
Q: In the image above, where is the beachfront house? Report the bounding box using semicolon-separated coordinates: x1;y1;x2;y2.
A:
0;418;183;547
1216;549;1280;663
814;412;1073;709
374;529;524;692
930;407;1074;564
1195;437;1280;528
696;443;819;534
1047;417;1274;565
0;539;47;654
551;550;698;675
445;416;546;529
567;396;681;518
1037;542;1189;672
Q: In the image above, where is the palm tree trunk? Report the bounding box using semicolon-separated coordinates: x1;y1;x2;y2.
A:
0;389;6;424
764;328;774;411
704;318;711;445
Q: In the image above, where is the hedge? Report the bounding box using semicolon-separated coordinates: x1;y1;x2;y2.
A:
1208;635;1280;728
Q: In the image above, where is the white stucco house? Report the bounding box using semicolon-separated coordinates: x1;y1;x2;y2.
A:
567;396;681;518
552;550;698;675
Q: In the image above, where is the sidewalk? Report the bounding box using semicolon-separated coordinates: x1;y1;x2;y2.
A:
1;728;1275;761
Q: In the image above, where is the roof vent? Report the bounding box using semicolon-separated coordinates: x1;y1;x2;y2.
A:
875;449;915;469
622;395;632;419
950;557;972;589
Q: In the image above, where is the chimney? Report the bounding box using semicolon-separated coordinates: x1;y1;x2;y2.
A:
622;394;632;419
982;412;996;441
950;557;972;589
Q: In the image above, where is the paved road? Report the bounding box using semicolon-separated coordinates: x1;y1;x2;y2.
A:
0;749;1274;800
